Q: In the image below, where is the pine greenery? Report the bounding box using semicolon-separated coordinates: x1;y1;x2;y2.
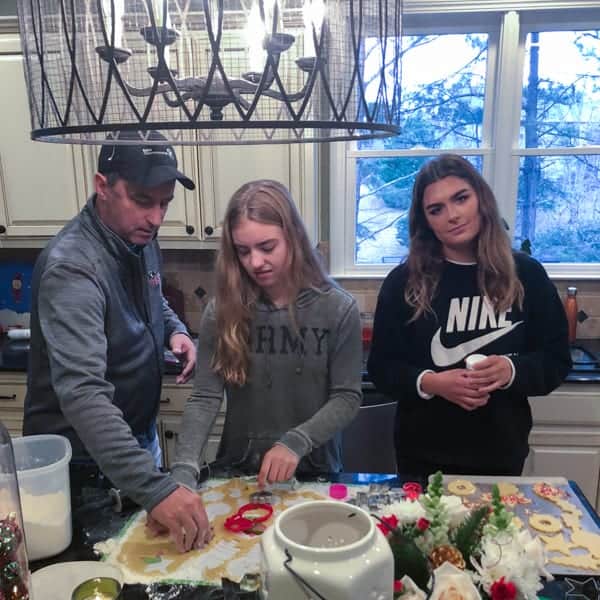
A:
388;529;431;591
451;505;489;567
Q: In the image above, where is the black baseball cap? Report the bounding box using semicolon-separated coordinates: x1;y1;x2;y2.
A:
98;130;195;190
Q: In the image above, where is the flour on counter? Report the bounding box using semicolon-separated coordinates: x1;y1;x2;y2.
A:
20;490;71;560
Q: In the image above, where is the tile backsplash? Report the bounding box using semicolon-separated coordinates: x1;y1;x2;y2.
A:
337;277;600;340
162;250;216;336
2;247;599;340
164;249;600;340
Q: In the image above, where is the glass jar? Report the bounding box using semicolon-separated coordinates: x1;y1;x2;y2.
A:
360;312;374;369
564;286;578;345
0;421;31;599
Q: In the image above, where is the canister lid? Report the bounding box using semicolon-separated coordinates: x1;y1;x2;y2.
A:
567;286;577;296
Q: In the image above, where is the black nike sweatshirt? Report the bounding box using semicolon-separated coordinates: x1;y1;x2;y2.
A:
367;252;572;472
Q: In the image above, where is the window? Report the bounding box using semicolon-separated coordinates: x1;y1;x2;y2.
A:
329;3;600;279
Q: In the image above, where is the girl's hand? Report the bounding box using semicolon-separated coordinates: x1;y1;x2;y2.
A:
466;355;513;393
421;369;489;411
258;444;300;488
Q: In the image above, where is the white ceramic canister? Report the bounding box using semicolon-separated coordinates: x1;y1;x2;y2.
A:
260;500;394;600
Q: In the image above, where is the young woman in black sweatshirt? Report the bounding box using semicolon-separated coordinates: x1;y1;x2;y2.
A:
367;154;571;480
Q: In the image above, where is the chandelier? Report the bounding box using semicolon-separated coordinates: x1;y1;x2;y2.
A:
16;0;402;145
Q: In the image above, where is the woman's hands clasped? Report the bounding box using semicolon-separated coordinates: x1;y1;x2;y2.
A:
465;354;512;394
421;356;512;412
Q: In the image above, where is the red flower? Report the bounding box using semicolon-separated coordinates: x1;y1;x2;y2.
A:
377;514;399;535
394;579;404;593
490;577;517;600
416;517;430;531
402;482;423;501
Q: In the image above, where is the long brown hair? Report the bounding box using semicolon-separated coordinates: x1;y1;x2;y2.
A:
405;154;524;320
213;179;329;385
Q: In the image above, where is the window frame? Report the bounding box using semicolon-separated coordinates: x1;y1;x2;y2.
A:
329;2;600;279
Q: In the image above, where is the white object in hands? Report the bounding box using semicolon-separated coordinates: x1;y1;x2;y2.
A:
465;353;487;370
260;500;394;599
6;328;31;340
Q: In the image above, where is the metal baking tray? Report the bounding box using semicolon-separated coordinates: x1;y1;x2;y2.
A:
439;475;600;576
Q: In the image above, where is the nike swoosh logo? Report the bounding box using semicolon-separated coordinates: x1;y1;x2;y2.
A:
430;321;523;367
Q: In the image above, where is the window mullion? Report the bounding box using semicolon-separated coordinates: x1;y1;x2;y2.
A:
488;10;522;233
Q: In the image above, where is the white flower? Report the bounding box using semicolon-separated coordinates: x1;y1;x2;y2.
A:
399;575;427;600
429;562;482;600
380;500;426;524
471;529;551;599
440;495;469;527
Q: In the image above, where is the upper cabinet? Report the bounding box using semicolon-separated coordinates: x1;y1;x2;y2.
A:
0;32;318;248
0;35;90;244
191;144;318;245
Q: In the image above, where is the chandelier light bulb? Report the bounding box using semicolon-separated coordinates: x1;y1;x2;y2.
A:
303;0;325;58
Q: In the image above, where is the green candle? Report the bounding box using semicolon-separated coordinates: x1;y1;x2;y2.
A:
71;577;121;600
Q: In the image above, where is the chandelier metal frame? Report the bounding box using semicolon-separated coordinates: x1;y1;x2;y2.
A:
17;0;402;145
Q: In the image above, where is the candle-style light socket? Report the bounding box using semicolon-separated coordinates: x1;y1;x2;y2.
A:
71;577;122;600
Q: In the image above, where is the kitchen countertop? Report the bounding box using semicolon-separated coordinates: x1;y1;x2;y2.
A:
2;338;599;384
29;472;599;600
361;338;600;386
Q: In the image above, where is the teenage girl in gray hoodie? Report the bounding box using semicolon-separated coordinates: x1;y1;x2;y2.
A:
169;179;362;505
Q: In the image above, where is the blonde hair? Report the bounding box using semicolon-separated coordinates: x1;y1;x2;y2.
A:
405;154;524;320
213;179;328;385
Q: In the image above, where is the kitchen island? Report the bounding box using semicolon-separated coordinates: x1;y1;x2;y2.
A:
29;472;600;600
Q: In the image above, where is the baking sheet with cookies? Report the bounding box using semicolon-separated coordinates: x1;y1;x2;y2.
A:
441;475;600;576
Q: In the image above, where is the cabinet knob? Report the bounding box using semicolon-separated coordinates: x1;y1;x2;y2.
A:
185;225;195;235
165;429;177;440
0;225;6;234
204;225;214;236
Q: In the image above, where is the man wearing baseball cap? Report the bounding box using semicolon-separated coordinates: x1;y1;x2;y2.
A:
24;131;211;553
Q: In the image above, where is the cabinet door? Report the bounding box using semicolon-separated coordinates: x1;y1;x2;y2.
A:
159;414;223;470
0;374;27;436
0;36;89;241
197;144;317;243
523;445;600;510
157;147;204;242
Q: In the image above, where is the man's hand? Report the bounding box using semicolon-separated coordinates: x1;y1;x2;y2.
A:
257;444;300;488
170;333;197;384
147;486;212;553
421;369;489;411
466;355;513;394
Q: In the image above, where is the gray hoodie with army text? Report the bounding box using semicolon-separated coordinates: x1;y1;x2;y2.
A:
171;284;363;485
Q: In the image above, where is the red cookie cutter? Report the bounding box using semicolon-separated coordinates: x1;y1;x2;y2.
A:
224;503;274;533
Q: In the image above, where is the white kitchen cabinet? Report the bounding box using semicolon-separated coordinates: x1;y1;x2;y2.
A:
0;371;227;468
0;36;90;245
158;378;225;469
0;373;27;436
0;31;318;248
184;144;318;246
525;383;600;512
158;413;224;471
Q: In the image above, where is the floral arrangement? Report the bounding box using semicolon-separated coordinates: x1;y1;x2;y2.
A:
377;473;552;600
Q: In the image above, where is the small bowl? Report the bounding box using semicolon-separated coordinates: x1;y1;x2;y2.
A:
71;577;121;600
